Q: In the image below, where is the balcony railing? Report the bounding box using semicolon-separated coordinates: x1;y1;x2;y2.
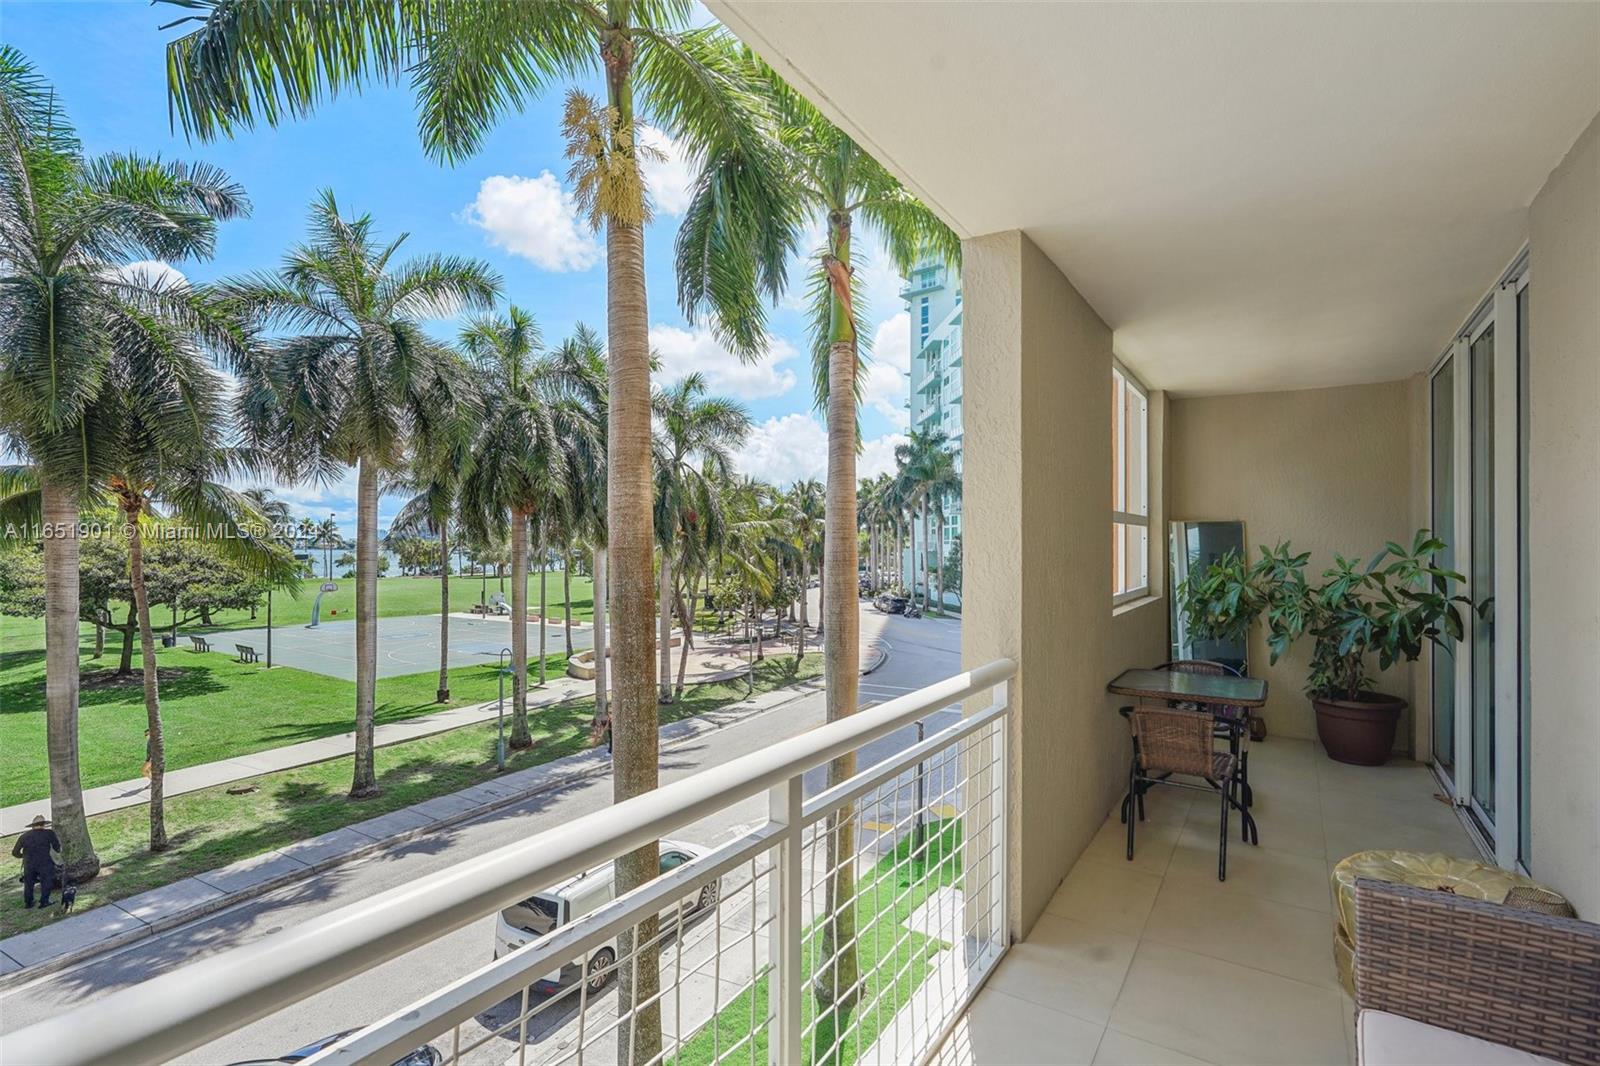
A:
2;659;1016;1066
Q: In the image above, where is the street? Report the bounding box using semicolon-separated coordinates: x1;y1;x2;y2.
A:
0;604;965;1064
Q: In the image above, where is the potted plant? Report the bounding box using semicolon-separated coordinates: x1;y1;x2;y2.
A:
1179;529;1481;765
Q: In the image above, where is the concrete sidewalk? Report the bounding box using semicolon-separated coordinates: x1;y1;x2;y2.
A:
0;673;835;983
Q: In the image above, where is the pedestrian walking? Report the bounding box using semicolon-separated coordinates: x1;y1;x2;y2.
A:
12;815;61;909
142;727;153;779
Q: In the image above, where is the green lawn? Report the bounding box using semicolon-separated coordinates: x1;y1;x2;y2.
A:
0;612;570;805
0;654;823;939
674;820;963;1066
157;571;597;633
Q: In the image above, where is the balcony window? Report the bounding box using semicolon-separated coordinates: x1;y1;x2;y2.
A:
1112;362;1149;604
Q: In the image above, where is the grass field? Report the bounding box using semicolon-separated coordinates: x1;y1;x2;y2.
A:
0;612;570;805
0;654;822;939
674;820;963;1066
157;572;598;632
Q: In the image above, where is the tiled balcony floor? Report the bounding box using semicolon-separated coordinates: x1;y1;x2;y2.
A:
934;737;1479;1065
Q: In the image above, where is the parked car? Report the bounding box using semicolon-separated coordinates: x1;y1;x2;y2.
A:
873;593;909;615
493;840;719;993
226;1030;440;1066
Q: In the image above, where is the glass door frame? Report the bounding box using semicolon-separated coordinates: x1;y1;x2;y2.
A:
1427;252;1528;871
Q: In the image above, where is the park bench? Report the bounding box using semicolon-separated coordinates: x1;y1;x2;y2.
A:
235;644;260;664
470;604;491;616
189;635;211;653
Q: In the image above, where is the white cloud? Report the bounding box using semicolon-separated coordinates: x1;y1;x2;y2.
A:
861;312;911;428
461;173;600;272
738;413;826;486
737;415;905;488
650;323;801;401
114;260;188;290
639;125;697;217
859;432;908;481
855;248;908;321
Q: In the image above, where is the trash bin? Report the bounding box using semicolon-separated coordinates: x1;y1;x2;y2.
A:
160;634;176;648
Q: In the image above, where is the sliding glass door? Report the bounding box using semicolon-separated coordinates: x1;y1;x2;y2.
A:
1429;259;1528;869
1469;320;1497;825
1429;364;1456;773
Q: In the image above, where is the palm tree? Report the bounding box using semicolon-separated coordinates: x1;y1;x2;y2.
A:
896;428;955;612
389;364;477;703
676;60;960;1031
165;19;791;1051
924;450;960;614
716;476;788;679
215;192;497;797
789;478;824;650
313;516;340;579
99;422;293;850
0;47;252;880
651;373;749;701
459;307;597;749
549;326;612;731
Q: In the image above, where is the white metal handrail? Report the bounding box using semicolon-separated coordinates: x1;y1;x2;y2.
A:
1;658;1015;1066
316;683;1014;1066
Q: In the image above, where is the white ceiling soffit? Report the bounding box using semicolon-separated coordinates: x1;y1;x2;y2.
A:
710;2;1600;395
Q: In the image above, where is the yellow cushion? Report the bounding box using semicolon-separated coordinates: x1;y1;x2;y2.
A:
1330;850;1568;996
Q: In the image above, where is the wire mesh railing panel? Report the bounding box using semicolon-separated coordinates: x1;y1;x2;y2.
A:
796;716;1007;1066
385;846;782;1066
282;670;1012;1066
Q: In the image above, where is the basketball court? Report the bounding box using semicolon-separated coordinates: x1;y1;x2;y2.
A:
224;614;594;682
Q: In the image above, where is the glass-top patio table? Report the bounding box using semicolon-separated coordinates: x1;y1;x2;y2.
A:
1108;667;1267;845
1106;667;1267;709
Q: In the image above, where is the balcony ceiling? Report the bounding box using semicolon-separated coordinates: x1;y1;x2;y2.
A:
710;2;1600;395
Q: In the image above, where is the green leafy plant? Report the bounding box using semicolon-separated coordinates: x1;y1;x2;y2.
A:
1180;529;1483;701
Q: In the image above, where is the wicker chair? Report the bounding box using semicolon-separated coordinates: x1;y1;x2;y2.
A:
1127;706;1235;880
1159;659;1255;820
1354;878;1600;1065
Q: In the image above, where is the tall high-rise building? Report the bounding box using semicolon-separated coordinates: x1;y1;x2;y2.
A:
902;257;962;605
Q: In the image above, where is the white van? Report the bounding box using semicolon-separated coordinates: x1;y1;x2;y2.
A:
493;840;719;992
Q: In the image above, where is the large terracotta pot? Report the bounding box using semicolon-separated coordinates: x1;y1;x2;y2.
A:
1313;692;1406;765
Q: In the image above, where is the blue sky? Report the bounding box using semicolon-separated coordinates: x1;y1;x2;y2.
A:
3;1;914;538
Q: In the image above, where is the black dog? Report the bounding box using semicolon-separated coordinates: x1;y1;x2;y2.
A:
56;870;76;914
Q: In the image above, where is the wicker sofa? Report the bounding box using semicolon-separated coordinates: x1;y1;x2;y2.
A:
1353;878;1600;1066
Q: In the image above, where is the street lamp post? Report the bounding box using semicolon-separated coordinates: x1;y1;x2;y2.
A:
265;588;273;668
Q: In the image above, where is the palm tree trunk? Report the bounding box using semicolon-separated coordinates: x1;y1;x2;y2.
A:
562;553;574;656
436;527;450;703
116;603;136;676
935;509;945;614
509;509;532;749
895;519;904;591
922;498;932;609
817;212;861;1024
801;553;810;632
657;549;673;703
124;506;168;852
42;482;99;881
350;458;380;798
538;538;548;686
606;191;661;1066
93;620;104;659
591;545;609;736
